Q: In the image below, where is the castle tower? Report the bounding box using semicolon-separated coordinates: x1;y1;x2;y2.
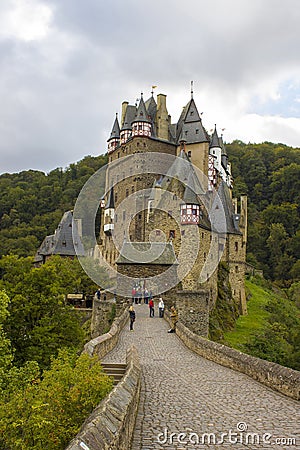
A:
131;94;152;138
176;97;210;176
120;104;136;144
107;114;120;154
103;187;115;236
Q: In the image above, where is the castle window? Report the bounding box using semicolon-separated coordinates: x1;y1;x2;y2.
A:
131;186;134;193
188;151;192;158
118;152;120;159
169;230;175;239
126;189;129;197
123;211;126;221
235;265;239;273
202;232;204;239
219;243;224;251
204;252;206;261
181;230;185;236
156;230;161;236
62;240;67;247
196;129;199;134
173;194;177;200
139;125;142;130
235;241;238;252
137;142;140;147
115;214;117;223
190;110;194;116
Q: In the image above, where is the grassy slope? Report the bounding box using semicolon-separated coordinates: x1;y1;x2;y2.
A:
223;280;273;350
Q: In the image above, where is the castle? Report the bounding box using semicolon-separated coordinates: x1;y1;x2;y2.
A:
95;88;248;334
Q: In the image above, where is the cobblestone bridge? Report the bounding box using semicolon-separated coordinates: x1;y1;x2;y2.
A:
103;304;300;449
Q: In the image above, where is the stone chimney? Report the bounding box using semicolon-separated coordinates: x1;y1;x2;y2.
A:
156;94;169;141
121;101;129;127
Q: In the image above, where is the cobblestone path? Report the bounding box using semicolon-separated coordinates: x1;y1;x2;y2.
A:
103;304;300;449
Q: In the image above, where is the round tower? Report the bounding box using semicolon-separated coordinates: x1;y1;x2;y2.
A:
131;94;152;138
107;114;120;153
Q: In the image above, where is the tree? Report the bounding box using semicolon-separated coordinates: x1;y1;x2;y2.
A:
0;256;90;368
0;349;113;450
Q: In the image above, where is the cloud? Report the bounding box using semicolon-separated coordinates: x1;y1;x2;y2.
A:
0;0;299;174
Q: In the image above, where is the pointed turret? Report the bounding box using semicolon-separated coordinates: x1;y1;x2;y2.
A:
176;98;209;145
210;125;220;149
131;94;152;138
104;187;115;235
107;114;120;153
120;104;136;144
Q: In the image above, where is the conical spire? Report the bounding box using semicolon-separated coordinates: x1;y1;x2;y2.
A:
121;105;137;131
108;114;120;141
210;124;220;148
133;94;151;123
176;98;209;144
105;186;115;210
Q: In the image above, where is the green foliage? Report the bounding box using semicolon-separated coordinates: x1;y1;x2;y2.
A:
0;349;113;450
223;278;300;370
0;255;101;368
0;291;13;386
227;141;300;285
0;155;107;258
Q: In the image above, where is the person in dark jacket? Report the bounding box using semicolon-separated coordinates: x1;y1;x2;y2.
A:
129;305;136;331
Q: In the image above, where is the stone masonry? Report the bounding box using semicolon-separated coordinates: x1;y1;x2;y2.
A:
103;304;300;449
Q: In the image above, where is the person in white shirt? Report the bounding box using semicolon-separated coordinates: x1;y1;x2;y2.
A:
158;297;164;318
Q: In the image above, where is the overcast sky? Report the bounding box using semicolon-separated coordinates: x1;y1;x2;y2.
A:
0;0;299;174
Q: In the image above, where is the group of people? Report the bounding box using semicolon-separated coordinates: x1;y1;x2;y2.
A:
129;298;178;333
131;286;153;304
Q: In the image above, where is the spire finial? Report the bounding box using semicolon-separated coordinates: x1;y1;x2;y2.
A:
151;85;157;96
191;80;194;99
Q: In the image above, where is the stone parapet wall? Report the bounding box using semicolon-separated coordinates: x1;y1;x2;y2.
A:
165;313;300;400
176;290;209;337
66;345;141;450
84;305;128;359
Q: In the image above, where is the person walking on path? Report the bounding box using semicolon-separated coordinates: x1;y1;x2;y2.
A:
158;297;164;318
168;305;178;333
129;305;136;331
149;298;154;317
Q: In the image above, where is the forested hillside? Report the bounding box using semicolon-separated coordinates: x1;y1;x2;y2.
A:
0;154;107;257
226;141;300;286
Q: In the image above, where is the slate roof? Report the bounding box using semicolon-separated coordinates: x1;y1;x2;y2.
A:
175;99;209;144
121;105;137;130
210;125;220;148
133;95;151;123
108;114;120;141
116;242;178;265
217;181;241;235
183;185;200;205
145;95;157;122
105;186;115;209
34;211;85;261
